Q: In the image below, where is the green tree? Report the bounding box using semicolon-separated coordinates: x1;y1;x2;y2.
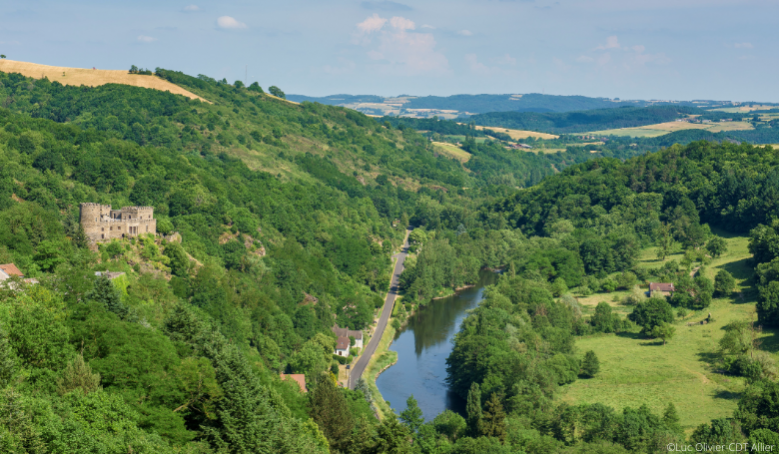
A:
714;269;736;297
308;377;354;451
86;274;128;318
581;350;600;377
706;237;728;258
400;394;424;435
465;382;482;437
650;323;675;345
481;393;507;442
57;353;102;396
628;298;674;334
248;82;264;93
0;55;6;59
663;403;682;434
268;86;286;99
591;302;616;333
656;224;675;260
0;328;14;388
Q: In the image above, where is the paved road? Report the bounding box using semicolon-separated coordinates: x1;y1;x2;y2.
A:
348;228;411;389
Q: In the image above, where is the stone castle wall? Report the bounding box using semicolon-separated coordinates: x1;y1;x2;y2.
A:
79;203;156;242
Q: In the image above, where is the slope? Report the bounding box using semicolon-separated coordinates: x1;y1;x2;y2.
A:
0;59;207;102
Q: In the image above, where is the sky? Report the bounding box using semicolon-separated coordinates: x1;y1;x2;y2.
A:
1;0;777;101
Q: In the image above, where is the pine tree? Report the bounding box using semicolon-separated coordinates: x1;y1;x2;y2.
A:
86;275;128;318
482;393;507;442
57;353;102;395
663;403;682;434
466;382;483;437
308;376;355;451
581;350;600;378
400;394;424;434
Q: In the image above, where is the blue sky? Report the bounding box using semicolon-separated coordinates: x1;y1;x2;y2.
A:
1;0;777;100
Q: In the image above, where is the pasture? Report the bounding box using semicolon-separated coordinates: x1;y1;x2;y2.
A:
589;120;754;138
432;142;471;162
0;59;207;102
561;235;767;431
472;125;558;140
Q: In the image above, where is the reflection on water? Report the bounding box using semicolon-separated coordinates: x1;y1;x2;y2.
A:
375;271;497;421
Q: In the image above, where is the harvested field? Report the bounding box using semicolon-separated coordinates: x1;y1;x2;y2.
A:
472;125;558;140
0;59;208;102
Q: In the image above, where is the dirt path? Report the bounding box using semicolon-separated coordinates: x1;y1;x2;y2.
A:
348;228;411;389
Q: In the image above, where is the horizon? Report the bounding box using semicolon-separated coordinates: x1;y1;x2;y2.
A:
1;0;777;102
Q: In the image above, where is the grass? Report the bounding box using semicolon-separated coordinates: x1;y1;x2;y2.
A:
432;142;471;162
472;125;558;140
363;321;398;420
560;234;771;431
589;120;754;138
0;59;207;102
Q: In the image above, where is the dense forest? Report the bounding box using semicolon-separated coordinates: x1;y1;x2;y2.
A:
3;63;779;453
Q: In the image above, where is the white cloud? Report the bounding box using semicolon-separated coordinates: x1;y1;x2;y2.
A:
576;55;595;63
734;42;753;49
390;16;415;31
137;35;157;43
217;16;246;29
596;35;622;50
354;14;448;75
457;30;473;36
358;14;387;33
183;5;199;12
421;24;435;29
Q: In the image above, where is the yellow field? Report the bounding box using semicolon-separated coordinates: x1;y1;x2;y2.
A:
711;105;777;113
0;59;207;102
432;142;471;162
590;120;754;138
472;125;558;140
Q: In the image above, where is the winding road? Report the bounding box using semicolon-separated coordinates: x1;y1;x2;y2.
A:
348;228;411;389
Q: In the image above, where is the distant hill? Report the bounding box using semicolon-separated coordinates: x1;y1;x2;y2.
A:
287;92;737;119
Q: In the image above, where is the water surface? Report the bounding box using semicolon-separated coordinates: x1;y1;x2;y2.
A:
375;272;496;420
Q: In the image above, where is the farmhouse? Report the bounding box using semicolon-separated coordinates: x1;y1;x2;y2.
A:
332;325;363;349
335;336;350;356
649;282;675;298
80;203;156;243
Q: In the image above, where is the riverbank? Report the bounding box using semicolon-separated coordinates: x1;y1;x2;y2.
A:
363;320;398;420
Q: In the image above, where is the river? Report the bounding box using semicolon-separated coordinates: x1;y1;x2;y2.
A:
375;271;498;421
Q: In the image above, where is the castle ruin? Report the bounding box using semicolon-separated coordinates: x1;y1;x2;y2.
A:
79;203;156;242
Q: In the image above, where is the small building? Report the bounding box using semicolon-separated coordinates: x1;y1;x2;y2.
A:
280;374;307;393
332;325;363;349
649;282;675;298
0;263;24;282
335;336;350;356
0;263;37;288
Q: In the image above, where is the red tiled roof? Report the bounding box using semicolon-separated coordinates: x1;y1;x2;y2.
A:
336;336;350;350
0;263;23;277
280;374;307;393
332;325;363;340
649;282;675;292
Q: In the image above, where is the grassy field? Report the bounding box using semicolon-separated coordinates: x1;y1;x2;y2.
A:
560;234;768;431
590;120;754;138
472;125;558;140
432;142;471;162
711;105;777;113
0;59;207;102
